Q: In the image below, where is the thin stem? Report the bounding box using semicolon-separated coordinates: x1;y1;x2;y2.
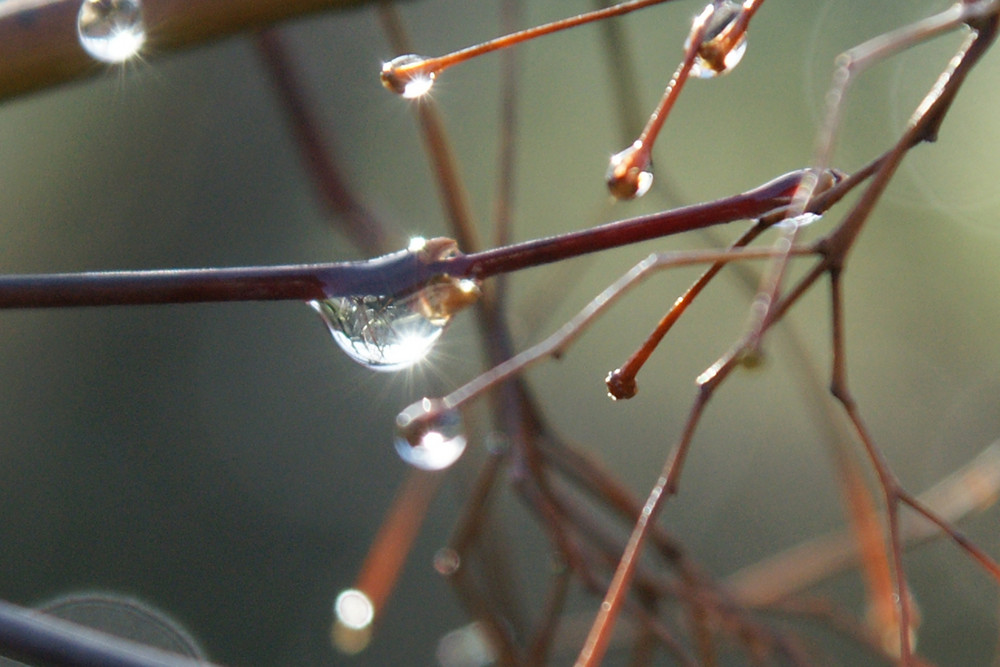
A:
0;170;814;309
442;244;819;412
381;0;677;85
377;3;482;255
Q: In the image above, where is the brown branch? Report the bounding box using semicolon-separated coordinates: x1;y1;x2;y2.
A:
0;0;392;101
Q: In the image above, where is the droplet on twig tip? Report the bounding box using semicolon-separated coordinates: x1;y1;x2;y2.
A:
687;1;748;79
381;54;436;98
395;398;467;470
606;143;653;200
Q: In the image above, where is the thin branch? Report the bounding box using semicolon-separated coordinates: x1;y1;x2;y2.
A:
0;169;817;309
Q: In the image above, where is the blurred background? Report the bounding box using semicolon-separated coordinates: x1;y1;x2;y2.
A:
1;0;999;664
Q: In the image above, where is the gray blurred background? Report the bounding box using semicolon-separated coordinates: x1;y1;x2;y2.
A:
1;0;999;664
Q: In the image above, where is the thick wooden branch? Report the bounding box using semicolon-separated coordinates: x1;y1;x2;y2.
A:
0;0;388;101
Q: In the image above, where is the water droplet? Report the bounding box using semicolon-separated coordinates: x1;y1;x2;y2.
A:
606;142;653;200
394;398;467;471
311;294;444;371
381;54;436;99
687;1;747;79
331;589;375;655
433;548;461;576
775;212;822;230
310;279;479;372
76;0;146;64
311;238;479;372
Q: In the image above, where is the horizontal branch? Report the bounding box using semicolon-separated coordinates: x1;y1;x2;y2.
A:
0;169;829;309
0;0;391;101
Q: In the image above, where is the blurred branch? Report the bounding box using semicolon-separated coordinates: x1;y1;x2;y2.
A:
0;599;219;667
0;0;396;102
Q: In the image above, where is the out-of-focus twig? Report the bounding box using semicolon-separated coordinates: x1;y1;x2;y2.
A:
727;440;1000;607
0;0;396;102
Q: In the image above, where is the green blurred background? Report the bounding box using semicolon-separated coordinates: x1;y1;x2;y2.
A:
1;0;999;664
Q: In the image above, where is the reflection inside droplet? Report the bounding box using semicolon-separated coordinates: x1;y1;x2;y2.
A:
688;1;748;79
311;293;446;372
395;398;467;470
76;0;146;63
311;239;480;372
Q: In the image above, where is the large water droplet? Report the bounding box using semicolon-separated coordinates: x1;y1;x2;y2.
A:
311;278;479;372
76;0;146;64
311;294;444;371
394;398;467;470
381;54;436;99
687;1;747;79
606;142;653;200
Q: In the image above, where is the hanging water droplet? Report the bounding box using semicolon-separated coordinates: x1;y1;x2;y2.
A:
76;0;146;64
311;273;479;372
394;398;467;471
381;54;436;99
311;294;444;371
687;1;747;79
606;142;653;200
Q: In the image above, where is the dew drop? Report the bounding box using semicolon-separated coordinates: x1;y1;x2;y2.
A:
310;294;445;372
311;240;480;372
76;0;146;64
394;398;467;471
381;54;436;99
687;1;747;79
606;142;653;200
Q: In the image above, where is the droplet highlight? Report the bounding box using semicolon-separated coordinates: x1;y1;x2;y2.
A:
381;54;436;99
776;212;822;230
331;589;375;655
394;398;467;471
76;0;146;64
606;142;653;200
687;1;747;79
